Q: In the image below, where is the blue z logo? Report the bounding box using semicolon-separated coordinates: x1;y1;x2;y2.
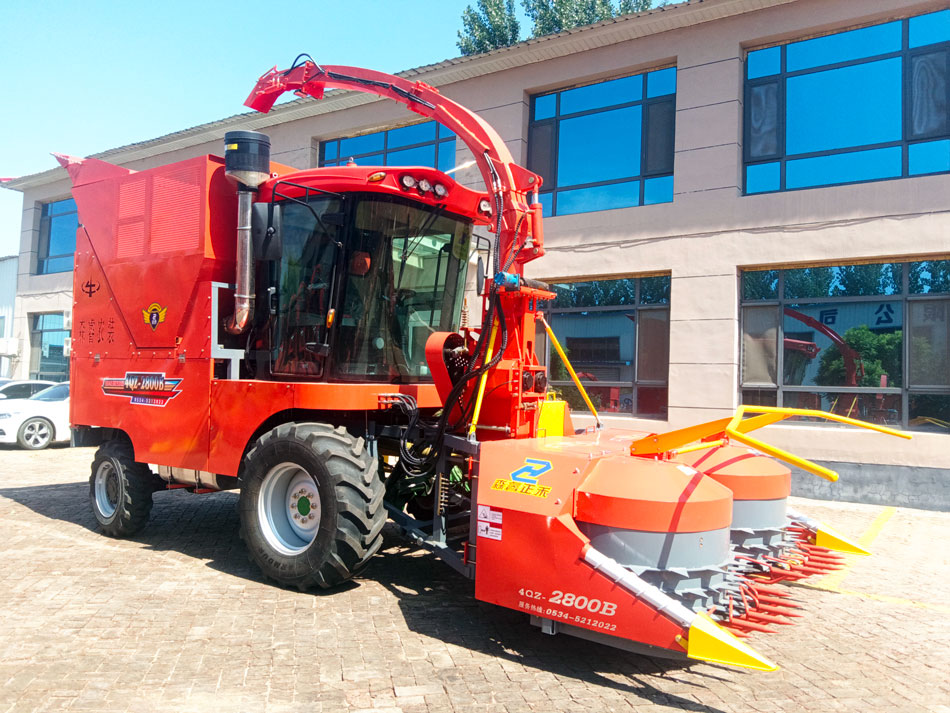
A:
510;458;553;484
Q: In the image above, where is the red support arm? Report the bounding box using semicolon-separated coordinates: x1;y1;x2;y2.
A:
783;308;865;386
245;61;545;272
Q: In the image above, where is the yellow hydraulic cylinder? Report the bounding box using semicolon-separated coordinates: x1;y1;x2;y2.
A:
468;317;499;439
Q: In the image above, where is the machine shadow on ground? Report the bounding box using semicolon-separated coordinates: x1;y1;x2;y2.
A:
0;480;733;710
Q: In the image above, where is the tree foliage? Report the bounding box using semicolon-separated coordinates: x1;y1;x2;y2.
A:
816;324;903;388
457;0;521;56
458;0;661;56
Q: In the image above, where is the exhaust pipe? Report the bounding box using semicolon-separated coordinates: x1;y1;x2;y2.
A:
223;131;271;335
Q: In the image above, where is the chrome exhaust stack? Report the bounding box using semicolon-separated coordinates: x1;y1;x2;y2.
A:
223;131;270;334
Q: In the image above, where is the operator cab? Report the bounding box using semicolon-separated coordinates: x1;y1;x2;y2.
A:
249;165;491;383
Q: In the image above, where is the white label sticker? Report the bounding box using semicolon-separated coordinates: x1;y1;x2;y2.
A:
676;464;697;476
477;521;502;540
478;505;503;525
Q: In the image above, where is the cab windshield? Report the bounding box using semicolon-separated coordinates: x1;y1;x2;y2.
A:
271;192;471;382
335;195;471;381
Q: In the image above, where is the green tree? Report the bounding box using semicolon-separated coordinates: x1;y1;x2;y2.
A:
523;0;624;36
909;259;950;294
457;0;521;56
618;0;654;13
836;263;900;296
783;266;835;299
816;325;903;388
742;270;779;300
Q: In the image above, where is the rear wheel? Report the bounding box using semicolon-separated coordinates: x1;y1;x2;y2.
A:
239;423;385;590
17;417;53;450
89;440;157;536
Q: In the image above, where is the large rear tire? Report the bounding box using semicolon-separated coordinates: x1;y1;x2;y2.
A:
239;423;385;590
89;440;157;536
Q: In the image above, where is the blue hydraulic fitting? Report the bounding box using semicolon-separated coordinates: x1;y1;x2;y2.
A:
494;272;520;290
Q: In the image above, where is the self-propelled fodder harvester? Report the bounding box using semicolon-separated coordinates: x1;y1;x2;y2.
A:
63;59;909;672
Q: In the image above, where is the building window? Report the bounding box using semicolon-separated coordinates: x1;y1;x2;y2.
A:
37;198;78;274
29;313;69;382
528;67;676;217
320;121;457;172
744;9;950;194
545;275;670;418
740;260;950;433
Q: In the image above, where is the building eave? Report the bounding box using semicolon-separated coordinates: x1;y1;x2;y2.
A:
2;0;794;193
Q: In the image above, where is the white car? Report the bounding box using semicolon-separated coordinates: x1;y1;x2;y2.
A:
0;379;55;401
0;383;71;450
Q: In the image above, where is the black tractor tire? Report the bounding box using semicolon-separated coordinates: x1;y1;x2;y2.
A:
17;417;54;450
239;423;385;590
89;439;157;536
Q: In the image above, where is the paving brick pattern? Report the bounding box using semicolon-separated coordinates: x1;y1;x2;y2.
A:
1;445;948;712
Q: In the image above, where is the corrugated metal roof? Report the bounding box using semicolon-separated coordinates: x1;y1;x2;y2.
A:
3;0;794;192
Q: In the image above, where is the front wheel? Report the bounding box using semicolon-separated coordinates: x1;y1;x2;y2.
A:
239;423;385;590
89;440;157;536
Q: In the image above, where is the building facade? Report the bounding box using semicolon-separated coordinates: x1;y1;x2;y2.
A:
4;0;949;506
0;255;17;378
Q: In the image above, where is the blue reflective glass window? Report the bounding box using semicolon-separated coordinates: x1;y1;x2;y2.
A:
437;139;456;173
42;255;74;274
386;144;436;167
438;126;457;140
746;162;780;193
643;175;673;204
324;142;338;161
351;153;383;166
786;22;901;72
387;122;437;149
534;94;556;120
785;146;902;189
557;181;640;215
909;139;950;175
785;58;901;155
646;68;676;98
557;106;642;186
559;75;642;115
748;47;781;79
340;131;385;157
48;214;77;256
910;9;950;48
49;198;77;216
324;160;339;167
538;192;553;217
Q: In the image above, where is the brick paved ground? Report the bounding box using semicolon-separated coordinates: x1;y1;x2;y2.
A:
0;445;948;713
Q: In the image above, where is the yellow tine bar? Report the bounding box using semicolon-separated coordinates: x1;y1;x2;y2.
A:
732;405;912;440
539;314;602;428
726;428;840;482
732;412;788;433
468;317;499;439
670;439;725;457
630;418;732;456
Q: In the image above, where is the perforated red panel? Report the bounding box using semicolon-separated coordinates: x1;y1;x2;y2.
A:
151;166;202;253
116;178;147;258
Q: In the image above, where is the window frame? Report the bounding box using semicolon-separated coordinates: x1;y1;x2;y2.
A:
319;121;456;172
743;11;950;194
739;261;950;431
29;312;70;382
36;198;78;275
544;274;671;419
528;66;677;217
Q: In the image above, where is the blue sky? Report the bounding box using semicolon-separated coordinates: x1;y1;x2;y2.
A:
0;0;533;258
